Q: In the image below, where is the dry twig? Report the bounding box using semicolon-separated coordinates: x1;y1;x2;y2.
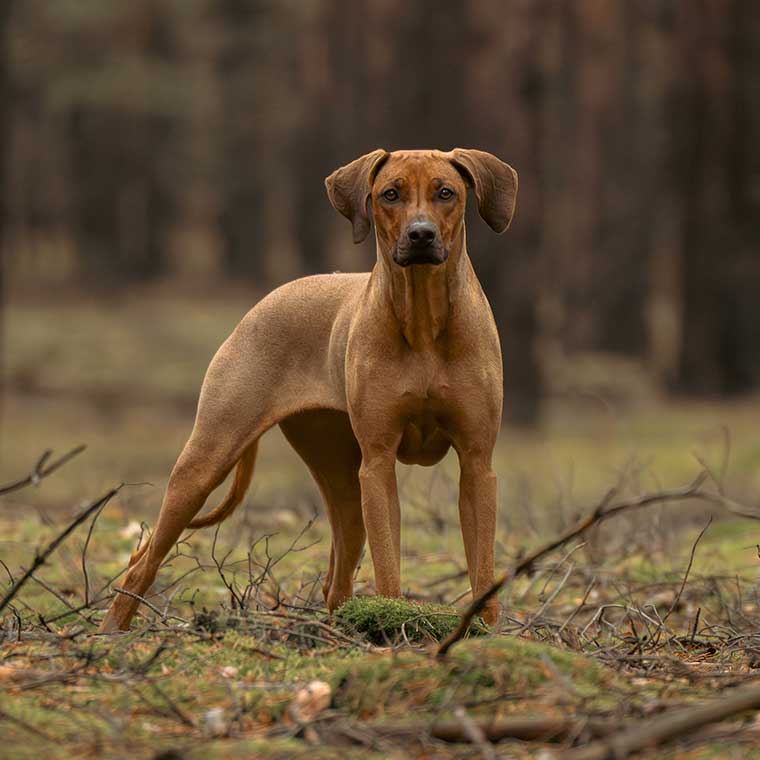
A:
662;516;712;624
436;574;507;658
0;486;120;616
566;679;760;759
511;472;711;578
0;446;86;496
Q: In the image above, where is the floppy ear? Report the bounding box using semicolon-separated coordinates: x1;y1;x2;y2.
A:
325;149;390;243
449;148;518;233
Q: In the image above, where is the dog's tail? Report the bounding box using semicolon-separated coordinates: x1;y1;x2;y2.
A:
128;440;259;568
188;440;259;529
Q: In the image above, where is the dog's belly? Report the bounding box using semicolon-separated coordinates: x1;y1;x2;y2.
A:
397;412;451;466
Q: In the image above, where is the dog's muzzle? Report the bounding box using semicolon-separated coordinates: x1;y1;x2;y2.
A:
393;221;448;267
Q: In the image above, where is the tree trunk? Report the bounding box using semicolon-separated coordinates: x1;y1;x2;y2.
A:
467;0;544;425
0;0;12;401
673;0;760;394
215;0;269;282
66;6;176;285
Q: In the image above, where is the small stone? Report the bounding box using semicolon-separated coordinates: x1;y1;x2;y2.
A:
120;521;144;539
288;680;332;723
203;707;227;737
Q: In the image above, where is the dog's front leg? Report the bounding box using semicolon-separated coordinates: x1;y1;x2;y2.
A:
458;452;498;625
358;453;402;598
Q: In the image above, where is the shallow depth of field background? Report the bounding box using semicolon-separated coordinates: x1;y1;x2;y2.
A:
2;4;760;757
2;0;760;517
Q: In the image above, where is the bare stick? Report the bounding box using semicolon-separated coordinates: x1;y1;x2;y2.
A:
0;486;119;615
512;472;711;579
662;516;711;624
689;606;702;645
452;706;496;760
566;679;760;760
150;682;195;727
27;574;93;625
81;498;107;607
0;446;86;496
108;587;189;627
437;574;507;659
481;474;739;643
111;587;168;621
558;575;596;635
517;561;574;635
0;708;56;742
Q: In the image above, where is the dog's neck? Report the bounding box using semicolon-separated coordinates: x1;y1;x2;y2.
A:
374;227;468;350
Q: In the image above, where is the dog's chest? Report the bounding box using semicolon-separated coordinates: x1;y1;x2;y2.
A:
397;405;450;466
393;353;453;466
396;348;451;405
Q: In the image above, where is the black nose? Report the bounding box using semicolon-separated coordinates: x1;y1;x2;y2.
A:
407;221;437;247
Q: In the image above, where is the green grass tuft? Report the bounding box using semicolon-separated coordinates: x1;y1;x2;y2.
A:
335;595;485;644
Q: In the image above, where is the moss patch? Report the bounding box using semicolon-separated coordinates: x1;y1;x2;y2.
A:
335;596;486;645
329;636;619;720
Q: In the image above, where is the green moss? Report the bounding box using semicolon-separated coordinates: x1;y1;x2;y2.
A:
335;595;486;645
185;738;387;760
329;636;617;719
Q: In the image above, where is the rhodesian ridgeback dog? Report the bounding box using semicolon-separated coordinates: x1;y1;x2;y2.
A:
99;148;517;632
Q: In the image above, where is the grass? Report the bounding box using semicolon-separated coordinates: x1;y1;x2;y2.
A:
3;288;760;758
335;596;487;644
0;630;619;759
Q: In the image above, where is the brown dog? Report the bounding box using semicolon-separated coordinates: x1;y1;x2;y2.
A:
99;148;517;632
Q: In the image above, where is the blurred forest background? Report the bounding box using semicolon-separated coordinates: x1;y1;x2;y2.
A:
1;0;760;433
6;8;760;756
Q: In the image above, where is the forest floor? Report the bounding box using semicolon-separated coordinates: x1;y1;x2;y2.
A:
3;290;760;758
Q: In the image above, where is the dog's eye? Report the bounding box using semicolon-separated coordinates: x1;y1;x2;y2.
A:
382;189;399;202
438;187;454;200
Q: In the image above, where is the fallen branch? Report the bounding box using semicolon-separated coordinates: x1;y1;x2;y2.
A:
436;574;507;658
111;586;167;620
0;707;56;742
566;679;760;759
425;471;759;601
367;714;611;743
0;446;86;496
452;706;496;760
436;474;706;658
0;486;120;615
512;471;712;578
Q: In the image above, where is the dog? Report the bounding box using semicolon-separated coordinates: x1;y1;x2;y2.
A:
99;148;517;632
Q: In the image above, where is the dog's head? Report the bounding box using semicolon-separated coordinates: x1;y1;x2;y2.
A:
325;148;518;267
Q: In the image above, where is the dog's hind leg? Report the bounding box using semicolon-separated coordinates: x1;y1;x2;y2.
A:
99;289;349;632
99;429;260;632
100;327;295;631
279;409;365;612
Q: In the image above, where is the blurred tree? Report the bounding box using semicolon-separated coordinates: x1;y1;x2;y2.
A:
63;2;181;283
730;0;760;387
580;0;649;356
674;0;760;394
641;2;682;386
4;0;760;418
291;0;339;277
467;0;544;425
0;0;10;249
216;0;273;281
0;0;11;390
